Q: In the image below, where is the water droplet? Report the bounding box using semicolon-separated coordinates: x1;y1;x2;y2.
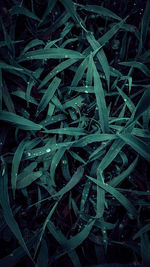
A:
46;148;51;153
84;90;88;93
65;55;68;58
10;253;14;257
124;99;127;102
62;160;67;164
27;152;31;156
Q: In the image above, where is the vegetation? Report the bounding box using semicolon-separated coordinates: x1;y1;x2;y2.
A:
0;0;150;266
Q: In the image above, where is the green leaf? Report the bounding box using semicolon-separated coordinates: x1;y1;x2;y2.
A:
117;133;150;162
22;39;44;54
52;166;84;200
38;59;77;89
87;175;138;217
11;139;28;197
92;59;109;133
119;61;150;76
36;77;61;115
109;156;138;187
50;147;68;184
0;111;42;130
60;0;87;32
10;5;41;21
18;48;84;62
98;139;125;171
0;165;33;262
87;32;110;89
43;127;86;136
133;88;150;121
133;223;150;240
78;4;122;21
139;0;150;51
16;171;42;189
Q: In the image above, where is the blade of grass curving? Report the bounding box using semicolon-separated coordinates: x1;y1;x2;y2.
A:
98;138;125;172
109;156;138;187
80;180;91;212
92;58;109;133
44;37;62;49
26;68;43;106
133;223;150;240
11;91;38;105
0;165;34;262
24;141;74;160
87;175;137;217
11;139;28;198
133;88;150;122
119;61;150;76
77;4;121;21
52;166;84;200
117;133;150;162
17;162;37;180
10;5;41;22
71;56;89;86
73;134;116;147
60;0;87;32
18;48;84;62
69;150;86;164
51;95;66;113
116;86;135;112
139;0;150;52
47;221;81;266
22;39;44;54
38;59;78;89
50;147;68;184
34;201;58;258
0;111;42;130
2;80;15;113
43;127;86;136
40;114;67;127
0;61;24;71
63;219;95;250
0;17;14;55
16;171;42;189
63;95;84;110
36;77;61;116
87;32;110;89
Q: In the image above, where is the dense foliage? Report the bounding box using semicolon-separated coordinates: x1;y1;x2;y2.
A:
0;0;150;266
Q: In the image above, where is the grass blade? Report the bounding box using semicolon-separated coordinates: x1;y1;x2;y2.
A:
87;32;110;89
52;166;84;200
0;165;33;262
36;77;61;116
87;175;138;217
0;111;42;130
92;58;109;133
117;133;150;162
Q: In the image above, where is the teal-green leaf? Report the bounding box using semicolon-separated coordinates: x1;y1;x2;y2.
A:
117;133;150;162
87;175;137;217
0;111;42;130
0;166;33;262
92;59;109;133
10;5;41;21
36;77;61;116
